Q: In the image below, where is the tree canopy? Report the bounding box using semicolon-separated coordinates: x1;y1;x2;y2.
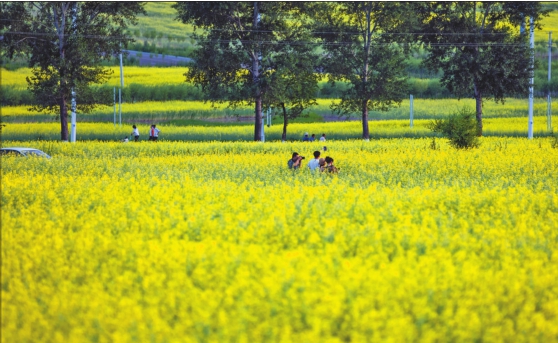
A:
415;2;549;136
312;2;418;140
1;2;146;140
174;2;320;141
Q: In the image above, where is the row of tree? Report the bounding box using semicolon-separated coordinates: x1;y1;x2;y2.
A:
1;2;549;141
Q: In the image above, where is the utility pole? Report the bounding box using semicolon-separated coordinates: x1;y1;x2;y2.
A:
548;32;553;132
119;42;124;126
70;2;78;143
528;16;534;139
119;43;124;88
410;94;414;128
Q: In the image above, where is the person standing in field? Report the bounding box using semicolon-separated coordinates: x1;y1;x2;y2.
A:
131;125;140;142
320;133;326;142
310;134;316;142
302;133;310;142
150;124;161;141
307;150;321;171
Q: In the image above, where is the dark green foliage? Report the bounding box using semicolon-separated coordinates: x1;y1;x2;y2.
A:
415;2;550;136
428;107;480;149
174;2;319;141
312;1;418;139
1;2;146;140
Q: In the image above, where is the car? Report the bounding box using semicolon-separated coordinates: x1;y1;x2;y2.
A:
0;147;51;159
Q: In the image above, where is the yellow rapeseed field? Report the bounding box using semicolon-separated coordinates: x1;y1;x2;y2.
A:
1;116;554;142
2;137;557;343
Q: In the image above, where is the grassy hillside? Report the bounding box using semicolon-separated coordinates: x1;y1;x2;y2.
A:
2;2;557;105
126;2;196;58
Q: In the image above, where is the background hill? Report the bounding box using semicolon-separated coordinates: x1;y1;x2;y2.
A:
2;1;557;107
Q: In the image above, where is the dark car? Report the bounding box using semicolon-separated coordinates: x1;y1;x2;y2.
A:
0;147;51;159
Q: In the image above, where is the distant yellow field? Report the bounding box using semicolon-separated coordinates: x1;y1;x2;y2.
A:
1;67;190;89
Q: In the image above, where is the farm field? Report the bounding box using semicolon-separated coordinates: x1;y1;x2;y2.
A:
1;116;555;142
2;98;556;124
2;137;558;342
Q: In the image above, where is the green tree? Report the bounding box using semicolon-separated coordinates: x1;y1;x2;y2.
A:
312;2;416;140
174;2;317;141
262;11;321;142
1;2;145;141
415;2;549;136
266;52;320;142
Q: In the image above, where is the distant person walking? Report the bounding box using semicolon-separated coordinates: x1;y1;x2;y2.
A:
302;133;310;142
131;125;140;142
320;133;326;142
310;134;316;142
149;124;161;141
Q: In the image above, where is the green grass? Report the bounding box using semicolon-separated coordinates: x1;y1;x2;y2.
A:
126;2;197;57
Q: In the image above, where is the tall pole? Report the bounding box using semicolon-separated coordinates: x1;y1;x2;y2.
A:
261;111;265;142
548;32;553;132
410;94;414;128
70;88;76;143
119;88;122;126
119;43;124;88
69;3;78;143
528;16;534;139
113;87;116;127
119;43;124;126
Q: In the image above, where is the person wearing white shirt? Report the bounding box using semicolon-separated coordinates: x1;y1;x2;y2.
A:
319;133;326;142
307;150;321;171
131;125;140;142
150;124;161;141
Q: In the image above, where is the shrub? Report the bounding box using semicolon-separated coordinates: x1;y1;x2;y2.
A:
428;106;480;149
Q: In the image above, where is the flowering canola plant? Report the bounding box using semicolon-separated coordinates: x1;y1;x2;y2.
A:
1;116;554;142
2;138;558;342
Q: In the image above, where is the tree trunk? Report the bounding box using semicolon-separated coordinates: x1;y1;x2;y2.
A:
362;100;370;140
362;102;370;139
281;103;288;141
474;82;483;136
254;96;262;141
60;94;69;141
362;4;371;141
